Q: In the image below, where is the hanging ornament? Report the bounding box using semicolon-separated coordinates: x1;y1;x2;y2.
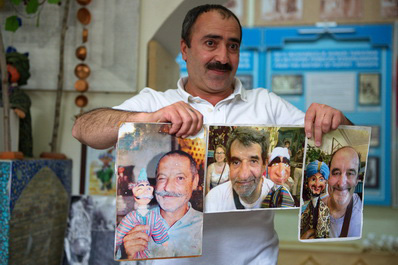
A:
74;0;92;109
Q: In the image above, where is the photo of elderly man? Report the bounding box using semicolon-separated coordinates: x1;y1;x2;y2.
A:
115;123;205;260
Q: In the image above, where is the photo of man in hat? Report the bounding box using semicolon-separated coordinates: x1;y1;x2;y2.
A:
262;147;295;208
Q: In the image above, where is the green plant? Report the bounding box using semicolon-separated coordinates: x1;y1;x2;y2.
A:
306;145;331;165
5;0;61;32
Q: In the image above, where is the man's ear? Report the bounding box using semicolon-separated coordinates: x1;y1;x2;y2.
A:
192;173;199;190
180;39;188;61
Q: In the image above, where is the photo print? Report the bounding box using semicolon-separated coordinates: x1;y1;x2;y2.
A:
114;123;205;261
259;0;303;21
83;146;117;196
63;196;121;265
204;125;306;213
358;73;380;106
272;74;303;95
299;125;371;241
320;0;363;19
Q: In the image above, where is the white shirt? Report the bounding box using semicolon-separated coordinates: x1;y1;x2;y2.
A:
114;77;305;265
205;177;275;212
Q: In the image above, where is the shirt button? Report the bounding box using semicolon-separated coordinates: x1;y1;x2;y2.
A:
195;100;201;103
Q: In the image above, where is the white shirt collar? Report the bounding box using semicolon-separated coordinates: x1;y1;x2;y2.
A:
176;77;248;104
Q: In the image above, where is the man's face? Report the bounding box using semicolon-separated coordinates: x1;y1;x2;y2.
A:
155;155;198;213
229;140;265;200
181;10;240;97
133;181;154;206
306;172;326;197
268;156;291;185
328;148;359;206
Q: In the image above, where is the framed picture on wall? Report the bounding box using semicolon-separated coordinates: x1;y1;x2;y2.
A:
365;156;379;189
358;73;381;106
370;125;380;147
81;145;117;196
237;74;253;90
271;74;303;95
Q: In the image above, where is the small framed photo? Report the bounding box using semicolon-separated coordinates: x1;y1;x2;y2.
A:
81;145;117;196
370;126;380;147
365;156;379;189
271;74;303;95
237;74;253;90
358;73;381;106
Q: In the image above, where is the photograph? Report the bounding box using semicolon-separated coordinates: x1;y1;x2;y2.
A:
272;74;303;95
381;0;398;18
359;73;381;106
320;0;363;19
364;156;379;189
237;74;253;90
63;196;120;265
224;0;246;25
204;125;306;213
299;125;371;241
83;146;117;196
369;126;380;147
259;0;303;21
114;123;205;261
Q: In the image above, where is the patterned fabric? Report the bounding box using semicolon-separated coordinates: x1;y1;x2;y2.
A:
300;198;330;238
0;162;11;265
115;208;169;259
262;185;295;208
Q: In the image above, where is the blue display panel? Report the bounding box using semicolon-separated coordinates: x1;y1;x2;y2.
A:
262;25;393;206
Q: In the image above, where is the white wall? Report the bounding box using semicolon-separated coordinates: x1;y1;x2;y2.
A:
24;0;184;194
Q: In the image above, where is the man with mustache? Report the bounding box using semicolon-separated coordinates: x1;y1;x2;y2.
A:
115;168;169;259
322;146;363;238
73;4;353;264
300;160;330;239
262;147;295;208
119;150;202;260
205;127;275;212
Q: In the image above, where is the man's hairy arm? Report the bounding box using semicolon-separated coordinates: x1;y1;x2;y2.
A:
72;108;147;149
72;102;204;149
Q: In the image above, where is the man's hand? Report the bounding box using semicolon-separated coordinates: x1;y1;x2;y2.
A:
305;103;352;146
148;101;203;138
123;225;150;259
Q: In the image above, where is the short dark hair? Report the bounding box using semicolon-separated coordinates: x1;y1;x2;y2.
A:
156;150;198;177
226;127;268;165
329;146;361;176
181;4;242;48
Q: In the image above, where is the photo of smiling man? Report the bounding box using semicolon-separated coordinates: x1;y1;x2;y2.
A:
299;126;371;241
114;123;205;260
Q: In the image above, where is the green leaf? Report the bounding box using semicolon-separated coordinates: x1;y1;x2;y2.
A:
26;0;39;14
5;16;20;32
11;0;22;5
48;0;61;4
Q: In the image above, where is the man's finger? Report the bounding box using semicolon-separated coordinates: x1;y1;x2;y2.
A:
313;111;325;147
304;104;316;139
321;110;333;134
181;107;202;137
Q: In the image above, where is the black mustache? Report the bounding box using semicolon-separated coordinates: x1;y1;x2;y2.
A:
206;61;232;71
